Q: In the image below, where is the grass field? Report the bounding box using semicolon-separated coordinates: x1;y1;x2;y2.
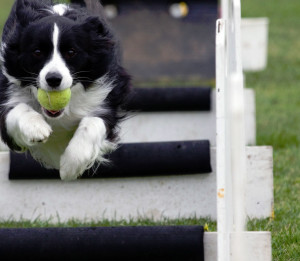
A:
0;0;300;260
242;0;300;260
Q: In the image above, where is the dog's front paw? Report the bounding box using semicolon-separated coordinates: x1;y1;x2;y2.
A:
59;117;108;181
59;139;99;181
6;104;52;148
19;113;52;146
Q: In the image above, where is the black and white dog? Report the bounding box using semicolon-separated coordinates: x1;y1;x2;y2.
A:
0;0;131;180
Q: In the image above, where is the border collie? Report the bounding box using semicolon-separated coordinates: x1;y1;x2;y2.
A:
0;0;131;180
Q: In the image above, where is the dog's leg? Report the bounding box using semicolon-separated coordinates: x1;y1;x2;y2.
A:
60;117;109;180
6;103;52;150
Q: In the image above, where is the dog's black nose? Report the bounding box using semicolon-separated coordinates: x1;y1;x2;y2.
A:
46;72;62;88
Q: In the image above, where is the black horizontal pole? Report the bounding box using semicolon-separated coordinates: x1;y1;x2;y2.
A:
0;226;204;261
125;87;211;111
9;140;212;180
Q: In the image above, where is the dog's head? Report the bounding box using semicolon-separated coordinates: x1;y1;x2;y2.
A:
2;0;115;116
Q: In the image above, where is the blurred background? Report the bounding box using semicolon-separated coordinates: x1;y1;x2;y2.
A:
0;0;299;260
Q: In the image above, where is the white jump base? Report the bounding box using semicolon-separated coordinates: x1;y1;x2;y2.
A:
120;89;256;146
241;18;269;72
204;232;271;261
0;146;272;223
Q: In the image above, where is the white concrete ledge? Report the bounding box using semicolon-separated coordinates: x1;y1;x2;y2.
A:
0;146;273;222
120;89;256;146
204;232;272;261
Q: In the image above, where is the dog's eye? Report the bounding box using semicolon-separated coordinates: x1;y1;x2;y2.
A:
64;48;76;59
33;49;42;57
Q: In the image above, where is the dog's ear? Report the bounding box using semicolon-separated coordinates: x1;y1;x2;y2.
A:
16;0;49;27
82;16;108;36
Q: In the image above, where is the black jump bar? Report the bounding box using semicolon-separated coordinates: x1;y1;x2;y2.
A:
125;87;211;111
9;140;212;180
0;225;204;261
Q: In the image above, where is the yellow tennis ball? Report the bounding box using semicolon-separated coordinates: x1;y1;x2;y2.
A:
37;88;71;111
179;2;189;17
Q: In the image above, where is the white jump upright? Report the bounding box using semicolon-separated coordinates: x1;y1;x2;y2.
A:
216;0;271;260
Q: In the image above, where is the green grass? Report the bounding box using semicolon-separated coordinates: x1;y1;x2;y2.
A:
0;217;217;232
0;0;13;33
242;0;300;259
0;0;300;260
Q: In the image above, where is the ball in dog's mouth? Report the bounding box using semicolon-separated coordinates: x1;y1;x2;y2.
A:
37;88;71;112
37;88;71;118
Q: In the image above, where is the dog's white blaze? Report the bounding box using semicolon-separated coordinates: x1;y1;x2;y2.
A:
52;4;68;16
39;23;72;91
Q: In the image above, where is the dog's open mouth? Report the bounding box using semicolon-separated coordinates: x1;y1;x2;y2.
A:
42;107;64;118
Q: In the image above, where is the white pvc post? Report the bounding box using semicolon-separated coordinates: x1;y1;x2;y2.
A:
217;0;248;260
231;0;243;74
228;5;248;260
216;18;232;261
230;73;247;261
